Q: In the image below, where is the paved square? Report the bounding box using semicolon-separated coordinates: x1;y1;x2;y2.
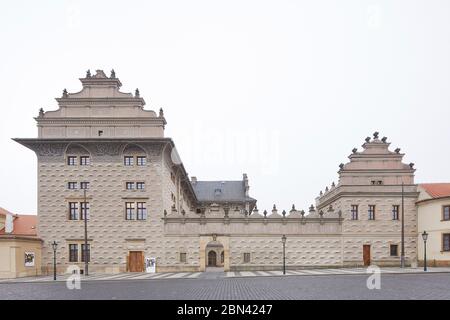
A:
1;271;450;300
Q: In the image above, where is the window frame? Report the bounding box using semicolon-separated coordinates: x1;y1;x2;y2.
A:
67;156;77;166
351;205;358;220
69;202;79;220
126;182;135;190
80;202;90;220
124;156;134;166
136;156;147;166
69;244;78;262
443;206;450;221
81;244;91;262
80;182;90;190
68;182;77;190
125;202;135;220
443;233;450;252
390;244;399;257
80;156;90;166
368;205;376;220
392;205;400;220
136;182;145;190
136;202;147;220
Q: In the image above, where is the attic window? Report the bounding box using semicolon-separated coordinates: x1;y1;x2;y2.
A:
214;188;222;196
98;130;103;136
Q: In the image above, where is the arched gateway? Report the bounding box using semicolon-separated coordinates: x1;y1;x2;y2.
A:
205;241;224;268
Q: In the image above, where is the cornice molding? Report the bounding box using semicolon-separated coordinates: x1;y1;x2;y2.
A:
12;139;171;158
56;97;145;105
339;169;415;174
36;118;165;125
163;217;343;224
317;190;420;209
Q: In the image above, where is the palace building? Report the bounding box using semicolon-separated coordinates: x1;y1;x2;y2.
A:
15;70;420;274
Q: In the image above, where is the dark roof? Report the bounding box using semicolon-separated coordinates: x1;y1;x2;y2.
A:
191;181;256;203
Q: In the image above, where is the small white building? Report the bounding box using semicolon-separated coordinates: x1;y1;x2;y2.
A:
0;208;42;279
417;184;450;267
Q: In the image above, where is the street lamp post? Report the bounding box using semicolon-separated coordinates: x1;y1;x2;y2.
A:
51;241;58;280
400;182;405;268
422;231;428;272
281;234;286;275
83;189;89;276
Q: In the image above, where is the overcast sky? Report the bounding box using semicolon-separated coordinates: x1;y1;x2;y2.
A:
0;0;449;215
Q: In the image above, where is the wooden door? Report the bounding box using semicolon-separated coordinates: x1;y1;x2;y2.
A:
129;251;144;272
363;245;371;266
208;251;217;266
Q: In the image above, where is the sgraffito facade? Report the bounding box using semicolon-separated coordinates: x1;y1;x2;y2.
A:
15;70;419;274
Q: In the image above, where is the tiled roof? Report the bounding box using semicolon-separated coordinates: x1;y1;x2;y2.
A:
191;181;256;203
0;214;38;237
420;183;450;199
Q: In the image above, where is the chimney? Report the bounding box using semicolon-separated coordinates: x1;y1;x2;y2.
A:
243;173;249;197
191;176;197;185
5;213;14;234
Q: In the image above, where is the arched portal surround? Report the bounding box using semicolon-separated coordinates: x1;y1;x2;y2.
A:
200;236;229;271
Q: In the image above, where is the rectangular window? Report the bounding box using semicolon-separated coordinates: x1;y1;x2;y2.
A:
443;234;450;252
180;252;187;263
390;244;398;256
80;182;90;190
443;206;450;221
80;202;90;220
137;202;147;220
124;156;134;166
68;182;77;190
392;205;400;220
126;182;135;190
81;244;90;262
351;205;358;220
69;202;79;220
67;156;77;166
136;182;145;190
137;156;147;166
243;253;251;263
368;205;376;220
125;202;135;220
80;156;90;166
69;244;78;262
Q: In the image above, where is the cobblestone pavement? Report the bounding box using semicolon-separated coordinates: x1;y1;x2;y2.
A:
1;272;450;300
1;267;449;283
